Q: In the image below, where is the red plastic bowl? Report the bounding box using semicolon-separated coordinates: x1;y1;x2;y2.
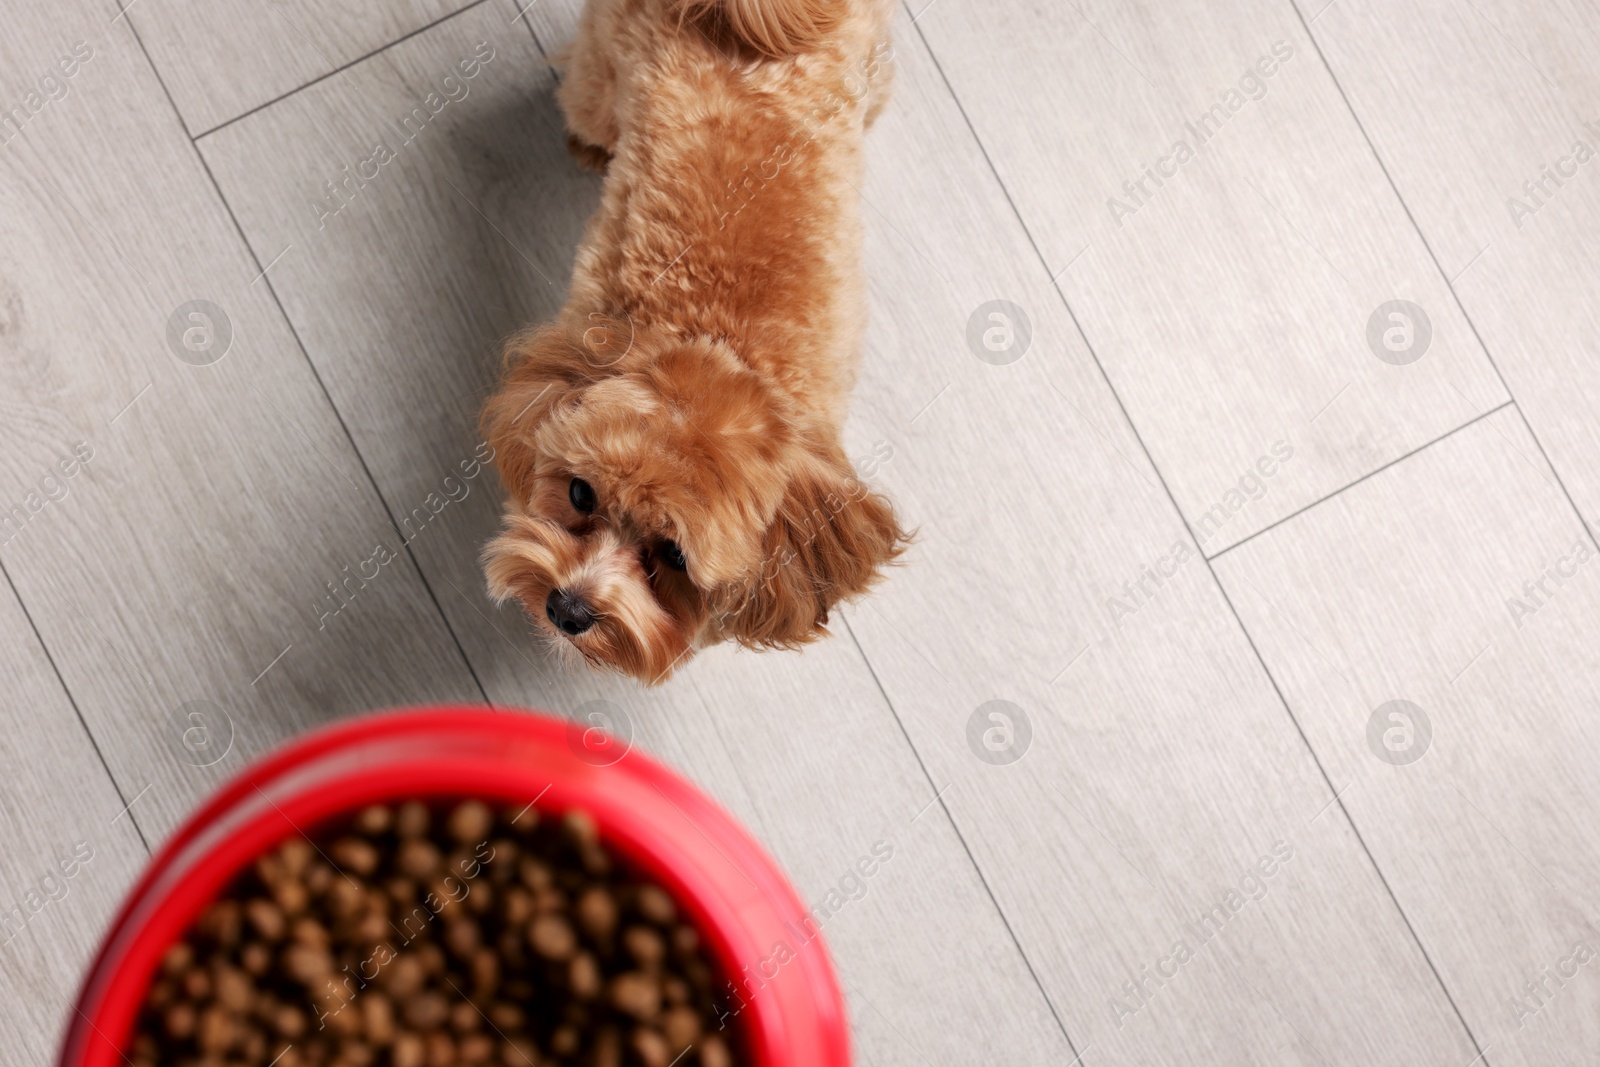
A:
59;706;850;1067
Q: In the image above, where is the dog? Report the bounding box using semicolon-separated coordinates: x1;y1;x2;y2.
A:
481;0;908;684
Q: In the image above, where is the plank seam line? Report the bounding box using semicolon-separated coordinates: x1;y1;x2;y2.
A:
907;3;1488;1058
112;0;497;712
840;618;1086;1065
190;0;495;141
1208;398;1514;562
1287;0;1600;573
0;556;151;855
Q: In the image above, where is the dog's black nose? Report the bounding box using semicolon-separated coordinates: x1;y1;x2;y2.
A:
545;589;597;636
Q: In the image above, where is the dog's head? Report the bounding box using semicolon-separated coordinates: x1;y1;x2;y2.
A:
481;317;907;683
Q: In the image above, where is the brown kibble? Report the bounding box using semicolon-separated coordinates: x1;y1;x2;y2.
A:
160;942;193;976
354;804;392;835
362;992;396;1046
696;1035;733;1067
274;1004;307;1039
280;838;315;876
661;1006;700;1048
517;857;551;892
635;886;676;926
623;926;666;969
282;942;334;983
352;909;390;946
608;972;661;1021
631;1027;671;1067
569;952;602;999
470;947;499;994
339;1041;376;1067
146;978;175;1009
529;914;577;961
135;800;732;1067
196;1006;232;1054
330;838;381;878
306;862;335;895
501;887;533;928
240;1025;269;1062
292;916;331;945
447;801;493;844
392;1032;426;1067
387;878;417;908
487;1002;524;1032
575;887;618;943
163;1002;197;1040
325;997;365;1039
245;898;286;941
550;1026;579;1056
459;1033;494;1064
396;801;430;839
274;878;310;916
501;1036;539;1067
398;839;442;881
198;900;243;947
485;839;517;881
181;967;211;1001
241;942;272;976
214;964;252;1011
504;803;538;833
561;809;599;847
404;991;451;1031
589;1028;623;1067
449;1000;480;1033
445;919;480;959
425;1031;455;1067
381;954;426;999
326;878;365;920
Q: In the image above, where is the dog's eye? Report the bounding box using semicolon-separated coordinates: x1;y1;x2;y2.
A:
569;477;597;514
659;540;687;571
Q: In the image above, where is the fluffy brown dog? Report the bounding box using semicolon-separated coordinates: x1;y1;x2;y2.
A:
481;0;908;683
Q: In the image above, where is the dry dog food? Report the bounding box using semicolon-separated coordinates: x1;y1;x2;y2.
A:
128;800;740;1067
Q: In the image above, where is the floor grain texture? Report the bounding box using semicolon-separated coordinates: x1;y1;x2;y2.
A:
1;0;1595;1062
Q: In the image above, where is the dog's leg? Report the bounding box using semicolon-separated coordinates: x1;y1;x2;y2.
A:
555;0;624;172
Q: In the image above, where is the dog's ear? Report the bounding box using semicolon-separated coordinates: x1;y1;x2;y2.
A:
718;441;909;648
481;317;631;498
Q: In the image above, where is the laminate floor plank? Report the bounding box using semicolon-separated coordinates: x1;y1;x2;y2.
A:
0;572;147;1066
908;0;1507;553
196;4;1074;1061
0;0;481;845
1214;407;1600;1067
124;0;481;135
1295;0;1600;575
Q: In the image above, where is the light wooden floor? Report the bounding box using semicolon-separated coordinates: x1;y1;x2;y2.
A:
3;0;1597;1063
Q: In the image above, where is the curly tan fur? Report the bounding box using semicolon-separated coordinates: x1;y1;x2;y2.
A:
482;0;906;684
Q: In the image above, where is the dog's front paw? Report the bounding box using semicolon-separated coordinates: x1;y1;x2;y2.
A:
565;134;613;174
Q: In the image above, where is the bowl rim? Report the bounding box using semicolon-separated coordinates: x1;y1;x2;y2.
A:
58;705;850;1067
